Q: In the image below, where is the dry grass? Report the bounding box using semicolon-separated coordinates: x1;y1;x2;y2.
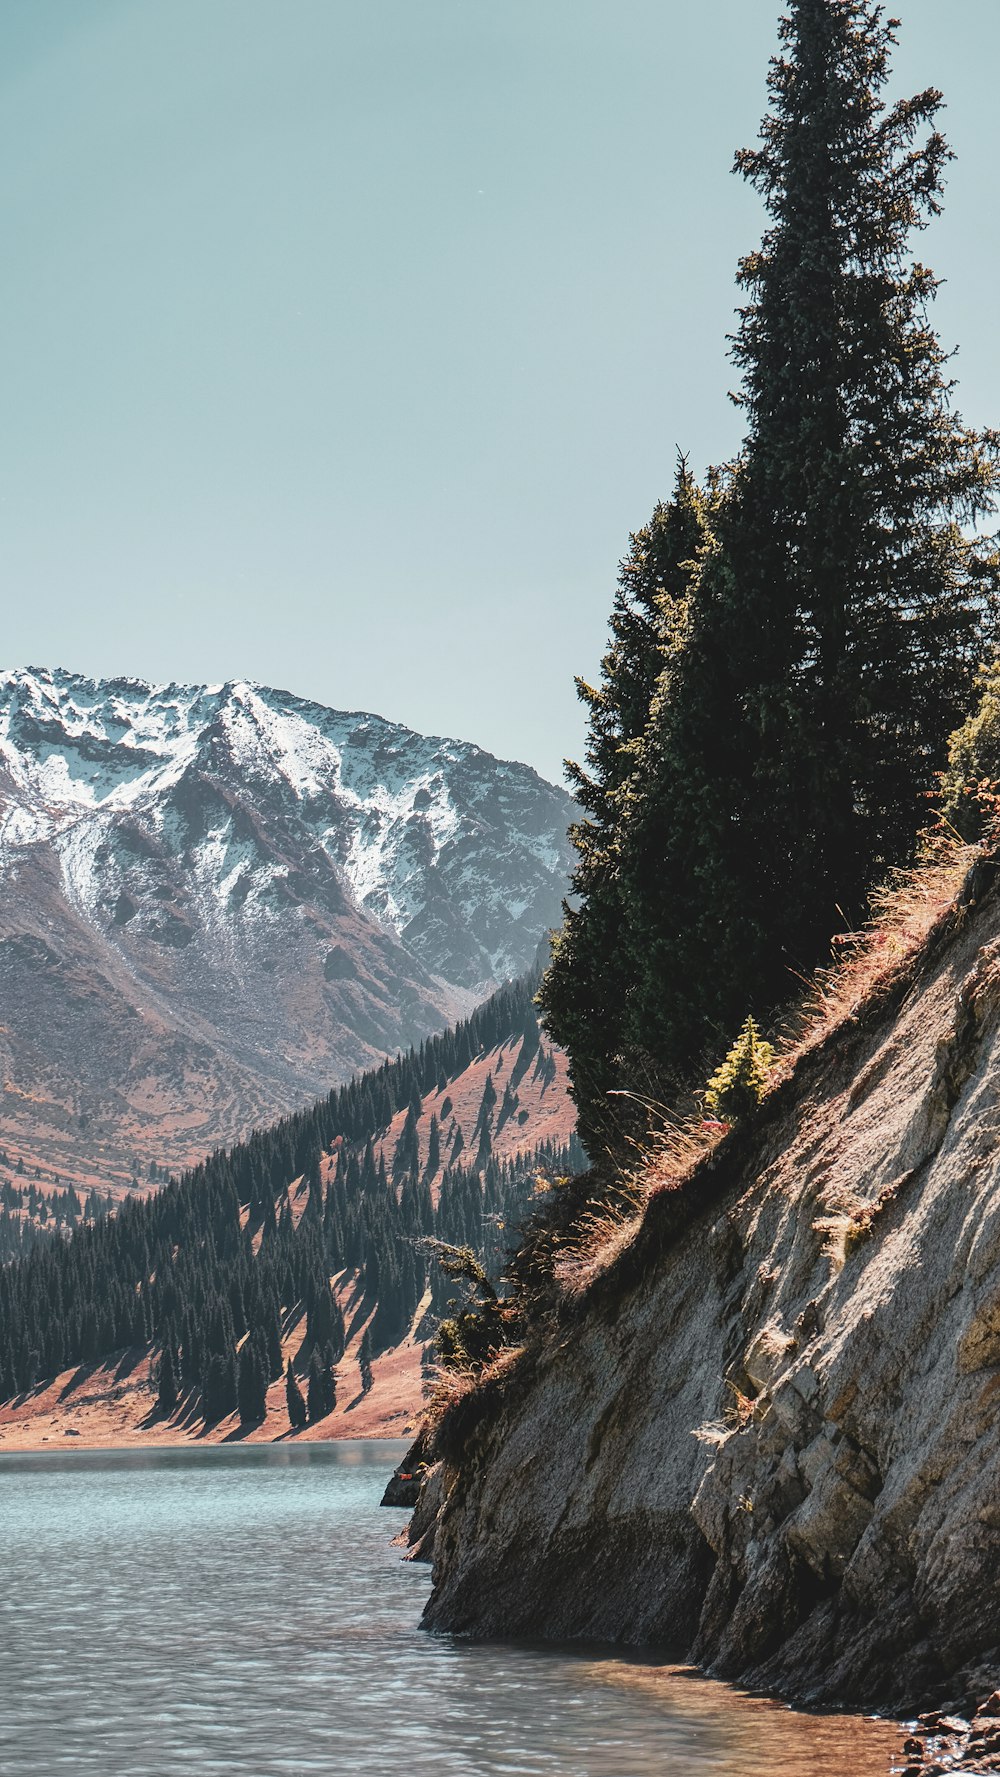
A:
552;1192;647;1299
772;833;979;1074
425;1341;527;1431
425;1341;532;1462
550;833;982;1301
424;1364;479;1431
692;1381;761;1450
813;1168;918;1268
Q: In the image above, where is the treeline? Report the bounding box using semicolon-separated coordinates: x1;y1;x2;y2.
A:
0;969;582;1422
0;1181;111;1263
542;0;1000;1161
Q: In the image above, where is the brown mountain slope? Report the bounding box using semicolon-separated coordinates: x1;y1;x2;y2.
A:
0;1025;577;1449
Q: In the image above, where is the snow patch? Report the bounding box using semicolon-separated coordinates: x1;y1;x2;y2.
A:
0;667;575;984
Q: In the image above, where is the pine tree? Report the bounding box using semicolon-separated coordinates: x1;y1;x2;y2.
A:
704;1018;776;1126
307;1347;336;1423
547;0;1000;1151
202;1351;237;1423
393;1101;421;1178
321;1341;338;1415
475;1074;497;1135
285;1358;308;1431
539;462;710;1152
237;1339;267;1424
939;659;1000;839
156;1341;178;1415
358;1326;373;1395
263;1300;284;1380
425;1114;441;1177
305;1271;339;1356
705;0;999;959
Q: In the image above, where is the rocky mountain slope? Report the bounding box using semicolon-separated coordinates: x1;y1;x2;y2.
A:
416;849;1000;1716
0;668;573;1188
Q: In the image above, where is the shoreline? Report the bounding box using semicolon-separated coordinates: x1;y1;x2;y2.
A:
0;1342;424;1453
3;1424;976;1774
0;1433;412;1460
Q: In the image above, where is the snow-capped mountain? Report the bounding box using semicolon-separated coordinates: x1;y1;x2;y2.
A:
0;668;574;1187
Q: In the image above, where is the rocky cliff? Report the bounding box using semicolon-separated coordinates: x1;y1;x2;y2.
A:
419;851;1000;1714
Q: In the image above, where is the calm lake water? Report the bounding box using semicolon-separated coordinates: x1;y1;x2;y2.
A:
0;1441;901;1777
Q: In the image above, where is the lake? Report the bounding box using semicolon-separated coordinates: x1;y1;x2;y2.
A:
0;1441;901;1776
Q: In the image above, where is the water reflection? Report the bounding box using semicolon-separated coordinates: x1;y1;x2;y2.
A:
588;1660;900;1776
0;1442;899;1777
0;1436;409;1476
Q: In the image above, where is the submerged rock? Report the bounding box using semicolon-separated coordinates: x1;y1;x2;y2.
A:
380;1431;432;1518
381;1468;421;1509
896;1701;1000;1773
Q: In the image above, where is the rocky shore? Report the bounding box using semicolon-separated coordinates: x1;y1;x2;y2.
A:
896;1699;1000;1774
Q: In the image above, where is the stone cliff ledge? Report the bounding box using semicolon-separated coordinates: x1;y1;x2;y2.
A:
415;855;1000;1714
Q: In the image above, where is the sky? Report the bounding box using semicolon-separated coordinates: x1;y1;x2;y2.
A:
1;1;997;785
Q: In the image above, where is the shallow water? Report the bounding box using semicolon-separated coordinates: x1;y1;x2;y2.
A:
0;1441;900;1777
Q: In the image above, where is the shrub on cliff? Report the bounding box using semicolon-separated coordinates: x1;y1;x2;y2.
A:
939;659;1000;841
431;1243;506;1371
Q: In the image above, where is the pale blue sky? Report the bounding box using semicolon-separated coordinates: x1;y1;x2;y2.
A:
1;1;996;782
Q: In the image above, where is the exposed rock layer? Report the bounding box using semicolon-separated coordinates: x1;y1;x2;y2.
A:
422;864;1000;1712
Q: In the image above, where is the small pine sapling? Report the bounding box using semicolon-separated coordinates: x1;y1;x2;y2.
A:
704;1017;775;1127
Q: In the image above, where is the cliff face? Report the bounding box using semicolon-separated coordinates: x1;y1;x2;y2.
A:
422;862;1000;1711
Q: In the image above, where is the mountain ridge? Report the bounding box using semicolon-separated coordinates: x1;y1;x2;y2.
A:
0;667;574;1188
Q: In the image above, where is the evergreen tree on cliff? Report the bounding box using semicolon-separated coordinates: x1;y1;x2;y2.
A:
546;0;999;1154
693;0;999;978
539;461;710;1153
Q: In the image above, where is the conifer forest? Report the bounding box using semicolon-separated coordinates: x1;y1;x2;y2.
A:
0;972;581;1427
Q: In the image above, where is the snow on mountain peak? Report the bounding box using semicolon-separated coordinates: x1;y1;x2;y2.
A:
0;667;575;989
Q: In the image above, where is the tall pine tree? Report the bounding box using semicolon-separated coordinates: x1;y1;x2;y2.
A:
710;0;998;954
547;0;999;1156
